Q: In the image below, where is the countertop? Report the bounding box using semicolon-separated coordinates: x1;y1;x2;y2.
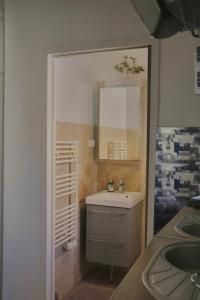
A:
109;206;200;300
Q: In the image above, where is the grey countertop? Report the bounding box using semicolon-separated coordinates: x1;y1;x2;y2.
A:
109;206;200;300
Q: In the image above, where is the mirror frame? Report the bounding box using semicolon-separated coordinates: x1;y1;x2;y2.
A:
97;81;143;163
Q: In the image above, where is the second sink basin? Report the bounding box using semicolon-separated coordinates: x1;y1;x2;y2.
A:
181;223;200;238
175;215;200;239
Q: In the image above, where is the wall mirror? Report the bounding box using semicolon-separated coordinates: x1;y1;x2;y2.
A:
98;83;141;161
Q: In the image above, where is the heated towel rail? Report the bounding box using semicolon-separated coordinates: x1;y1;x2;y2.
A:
54;141;78;249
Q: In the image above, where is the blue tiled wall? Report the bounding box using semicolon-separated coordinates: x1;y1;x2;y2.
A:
154;127;200;233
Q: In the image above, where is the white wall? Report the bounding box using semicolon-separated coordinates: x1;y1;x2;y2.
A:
3;1;200;299
159;32;200;126
55;48;148;125
3;1;148;300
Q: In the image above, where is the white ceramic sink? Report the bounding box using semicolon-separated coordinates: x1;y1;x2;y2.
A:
86;191;144;208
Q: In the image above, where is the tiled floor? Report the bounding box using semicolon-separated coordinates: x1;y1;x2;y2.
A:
62;267;126;300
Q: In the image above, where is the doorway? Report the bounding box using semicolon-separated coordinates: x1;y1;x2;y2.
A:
46;44;154;300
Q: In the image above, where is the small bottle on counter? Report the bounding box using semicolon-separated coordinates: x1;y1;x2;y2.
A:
107;179;115;192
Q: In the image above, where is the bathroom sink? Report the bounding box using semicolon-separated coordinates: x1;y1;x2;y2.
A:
142;241;200;300
175;215;200;239
86;191;144;208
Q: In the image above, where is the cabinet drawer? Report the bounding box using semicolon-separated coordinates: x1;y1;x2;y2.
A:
87;205;130;237
86;234;132;268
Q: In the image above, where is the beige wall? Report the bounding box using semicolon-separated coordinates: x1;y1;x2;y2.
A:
97;162;141;192
55;121;96;298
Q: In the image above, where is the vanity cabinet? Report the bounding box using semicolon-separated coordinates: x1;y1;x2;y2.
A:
86;202;142;268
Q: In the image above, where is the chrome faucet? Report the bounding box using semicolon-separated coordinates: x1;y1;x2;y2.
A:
118;178;125;192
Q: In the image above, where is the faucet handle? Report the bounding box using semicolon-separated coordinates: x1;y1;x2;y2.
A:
119;177;124;184
118;178;125;192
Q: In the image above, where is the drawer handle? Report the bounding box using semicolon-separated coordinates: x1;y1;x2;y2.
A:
88;238;124;247
88;210;125;216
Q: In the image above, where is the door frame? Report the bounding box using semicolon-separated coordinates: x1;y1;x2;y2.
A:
45;37;160;300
